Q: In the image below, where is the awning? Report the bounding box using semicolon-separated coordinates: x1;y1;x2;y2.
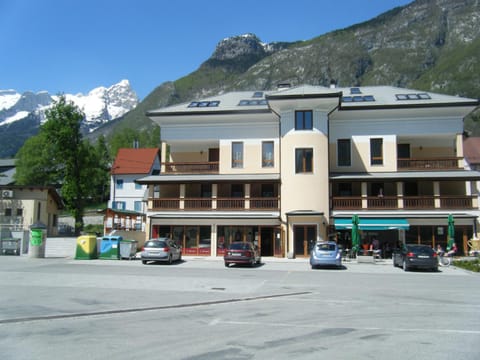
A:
334;218;409;230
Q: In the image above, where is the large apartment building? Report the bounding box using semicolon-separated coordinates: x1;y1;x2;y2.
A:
138;85;480;258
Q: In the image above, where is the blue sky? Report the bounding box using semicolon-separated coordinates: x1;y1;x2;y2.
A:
0;0;413;100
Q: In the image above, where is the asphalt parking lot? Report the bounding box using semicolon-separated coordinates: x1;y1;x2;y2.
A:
0;255;478;360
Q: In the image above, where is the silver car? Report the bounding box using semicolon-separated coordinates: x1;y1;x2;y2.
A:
310;241;342;269
141;238;182;265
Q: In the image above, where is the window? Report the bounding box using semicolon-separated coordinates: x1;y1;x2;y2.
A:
4;208;12;216
188;100;220;107
370;138;383;165
295;148;313;173
113;201;126;210
16;208;23;217
135;183;142;190
115;179;123;189
337;139;351;166
134;201;142;212
295;110;313;130
232;142;243;168
231;184;244;198
262;141;274;167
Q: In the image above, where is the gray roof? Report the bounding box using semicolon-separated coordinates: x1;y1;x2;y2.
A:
147;85;478;116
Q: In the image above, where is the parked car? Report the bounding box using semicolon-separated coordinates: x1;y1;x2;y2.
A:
141;238;182;265
310;241;342;269
393;244;438;272
224;241;261;267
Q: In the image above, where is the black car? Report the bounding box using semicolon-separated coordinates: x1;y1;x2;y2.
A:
224;241;261;267
393;244;438;272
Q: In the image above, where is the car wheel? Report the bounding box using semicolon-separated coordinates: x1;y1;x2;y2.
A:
179;252;182;262
168;254;173;265
142;260;147;265
224;262;229;268
403;260;409;271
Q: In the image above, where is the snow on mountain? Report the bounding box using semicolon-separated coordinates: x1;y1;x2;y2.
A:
0;80;139;132
0;90;22;111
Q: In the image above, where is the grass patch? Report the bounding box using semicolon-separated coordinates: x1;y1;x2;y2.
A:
453;258;480;272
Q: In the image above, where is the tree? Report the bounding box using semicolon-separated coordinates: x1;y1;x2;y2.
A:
15;95;105;235
108;125;160;156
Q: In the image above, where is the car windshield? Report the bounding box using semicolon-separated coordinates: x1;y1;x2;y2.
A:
317;243;336;251
407;245;433;255
229;242;250;250
145;241;167;248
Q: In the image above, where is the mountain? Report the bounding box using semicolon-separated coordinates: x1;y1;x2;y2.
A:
0;80;138;157
98;0;479;140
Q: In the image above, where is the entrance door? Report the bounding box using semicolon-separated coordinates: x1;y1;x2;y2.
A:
294;225;316;257
260;227;274;256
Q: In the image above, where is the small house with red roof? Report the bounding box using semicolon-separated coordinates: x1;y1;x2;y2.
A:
106;148;160;233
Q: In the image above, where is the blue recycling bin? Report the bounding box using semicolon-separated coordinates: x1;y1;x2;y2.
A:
99;235;122;260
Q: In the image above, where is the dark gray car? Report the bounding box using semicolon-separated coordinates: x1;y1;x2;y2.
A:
393;244;438;272
141;238;182;265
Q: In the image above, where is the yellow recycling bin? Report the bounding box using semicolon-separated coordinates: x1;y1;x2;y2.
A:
75;235;98;260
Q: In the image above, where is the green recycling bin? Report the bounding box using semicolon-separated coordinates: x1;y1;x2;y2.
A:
29;222;47;258
75;235;98;260
99;235;122;259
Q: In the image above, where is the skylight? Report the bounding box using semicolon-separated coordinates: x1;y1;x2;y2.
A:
341;95;375;102
252;91;263;98
238;99;268;106
350;87;362;94
188;101;220;108
396;93;431;101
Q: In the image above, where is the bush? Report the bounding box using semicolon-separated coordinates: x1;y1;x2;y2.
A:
452;258;480;272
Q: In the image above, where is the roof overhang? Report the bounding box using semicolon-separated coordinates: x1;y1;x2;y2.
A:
330;170;480;181
137;173;281;184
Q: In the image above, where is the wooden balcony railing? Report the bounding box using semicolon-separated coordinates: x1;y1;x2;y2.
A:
332;195;475;210
150;197;279;211
397;157;460;170
184;198;213;210
162;162;219;174
216;198;245;210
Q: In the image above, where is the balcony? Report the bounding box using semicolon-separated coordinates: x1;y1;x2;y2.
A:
162;162;219;174
397;157;461;170
150;197;280;211
332;195;475;210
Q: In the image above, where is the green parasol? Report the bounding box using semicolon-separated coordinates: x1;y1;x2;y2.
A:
351;214;360;255
447;214;455;251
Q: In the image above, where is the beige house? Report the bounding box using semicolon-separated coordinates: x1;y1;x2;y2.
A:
139;85;480;258
0;186;64;236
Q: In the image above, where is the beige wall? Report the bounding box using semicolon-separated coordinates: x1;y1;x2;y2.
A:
219;139;279;174
1;189;61;236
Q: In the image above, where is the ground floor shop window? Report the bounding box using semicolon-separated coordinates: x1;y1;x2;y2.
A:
152;225;211;255
217;225;281;257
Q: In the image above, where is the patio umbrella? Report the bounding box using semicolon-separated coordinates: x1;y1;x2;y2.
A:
447;214;455;251
351;214;360;255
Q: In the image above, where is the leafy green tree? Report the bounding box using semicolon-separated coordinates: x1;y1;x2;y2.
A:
108;125;160;156
14;132;57;185
15;95;108;235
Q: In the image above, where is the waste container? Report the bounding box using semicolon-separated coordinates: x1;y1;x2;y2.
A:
99;235;122;259
75;235;98;260
0;228;21;255
120;239;138;260
29;222;47;258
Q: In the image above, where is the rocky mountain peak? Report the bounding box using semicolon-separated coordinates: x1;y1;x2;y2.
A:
211;33;267;61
